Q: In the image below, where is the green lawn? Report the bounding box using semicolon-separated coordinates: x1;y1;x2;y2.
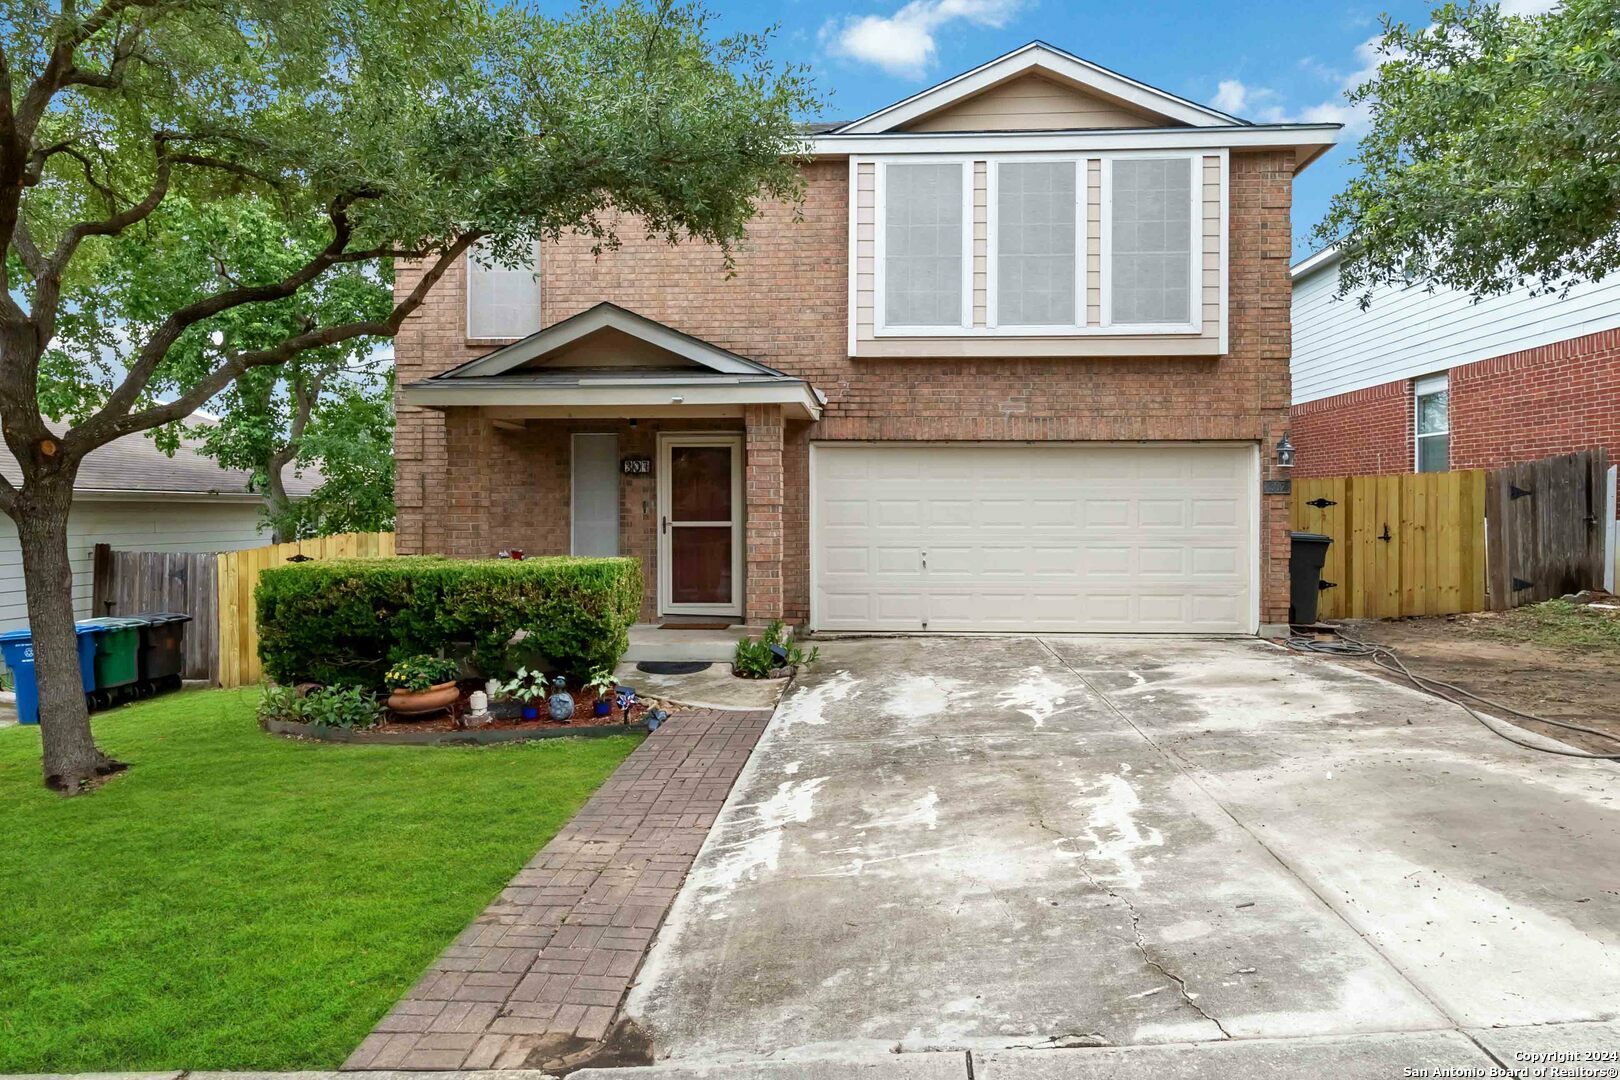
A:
1476;597;1620;652
0;688;641;1072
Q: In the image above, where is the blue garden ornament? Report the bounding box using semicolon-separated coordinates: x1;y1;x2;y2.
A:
548;676;575;722
646;707;669;732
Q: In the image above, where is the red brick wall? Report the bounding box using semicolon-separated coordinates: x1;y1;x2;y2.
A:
395;151;1299;627
1289;326;1620;480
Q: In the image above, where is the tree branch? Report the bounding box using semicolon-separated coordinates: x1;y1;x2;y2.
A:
96;237;473;443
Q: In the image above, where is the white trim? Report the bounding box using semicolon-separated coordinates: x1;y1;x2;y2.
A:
1218;151;1230;355
1250;442;1262;635
1100;154;1201;333
569;432;620;557
807;443;820;632
872;158;975;334
1290;243;1342;281
986;157;1085;333
812;124;1340;158
847;156;859;356
834;43;1244;134
657;433;744;618
400;380;823;420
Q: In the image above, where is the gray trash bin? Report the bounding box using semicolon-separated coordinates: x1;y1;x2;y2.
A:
1289;531;1334;625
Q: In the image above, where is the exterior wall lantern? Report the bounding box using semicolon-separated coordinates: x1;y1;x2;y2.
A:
1276;434;1295;469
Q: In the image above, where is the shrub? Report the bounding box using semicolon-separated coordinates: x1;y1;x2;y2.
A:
258;684;383;730
257;556;642;688
733;620;818;679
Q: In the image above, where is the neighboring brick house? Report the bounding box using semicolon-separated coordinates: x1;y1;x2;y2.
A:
394;43;1340;635
1291;245;1620;481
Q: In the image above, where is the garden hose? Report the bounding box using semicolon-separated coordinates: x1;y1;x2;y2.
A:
1287;628;1620;761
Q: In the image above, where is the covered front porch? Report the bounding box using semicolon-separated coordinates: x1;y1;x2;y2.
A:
399;302;822;624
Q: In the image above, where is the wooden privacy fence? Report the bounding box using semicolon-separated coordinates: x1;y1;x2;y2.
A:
1292;471;1488;621
90;546;220;681
216;531;395;688
1293;449;1613;621
1484;449;1611;609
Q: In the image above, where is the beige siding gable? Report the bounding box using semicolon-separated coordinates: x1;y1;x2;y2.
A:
900;73;1166;133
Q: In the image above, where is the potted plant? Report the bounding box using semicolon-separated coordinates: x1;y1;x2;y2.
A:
586;668;616;718
496;667;549;721
384;655;462;715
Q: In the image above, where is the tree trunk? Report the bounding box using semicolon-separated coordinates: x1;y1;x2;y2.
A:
265;460;294;543
14;476;125;791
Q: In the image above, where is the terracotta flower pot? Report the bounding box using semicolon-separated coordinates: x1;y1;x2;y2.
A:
386;680;460;715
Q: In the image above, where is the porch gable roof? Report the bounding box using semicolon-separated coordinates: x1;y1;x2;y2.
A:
400;302;823;420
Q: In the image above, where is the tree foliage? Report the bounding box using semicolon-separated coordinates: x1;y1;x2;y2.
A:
1314;0;1620;303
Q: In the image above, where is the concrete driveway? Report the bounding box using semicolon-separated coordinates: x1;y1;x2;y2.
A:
615;636;1619;1077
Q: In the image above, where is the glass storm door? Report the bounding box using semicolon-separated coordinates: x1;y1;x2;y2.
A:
658;435;743;616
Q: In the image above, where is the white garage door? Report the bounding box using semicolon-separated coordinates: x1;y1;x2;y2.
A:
812;443;1256;633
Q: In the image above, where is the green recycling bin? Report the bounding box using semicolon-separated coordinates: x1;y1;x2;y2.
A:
76;617;144;703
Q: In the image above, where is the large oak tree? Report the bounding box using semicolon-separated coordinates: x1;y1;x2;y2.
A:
1;0;816;790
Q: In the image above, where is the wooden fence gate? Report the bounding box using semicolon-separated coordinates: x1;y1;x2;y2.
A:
216;531;395;688
89;547;220;681
1291;471;1488;620
1484;449;1611;610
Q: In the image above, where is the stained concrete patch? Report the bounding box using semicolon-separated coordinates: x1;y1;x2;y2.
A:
1039;637;1620;1029
973;1030;1495;1079
614;661;787;711
628;639;1453;1063
571;1053;968;1079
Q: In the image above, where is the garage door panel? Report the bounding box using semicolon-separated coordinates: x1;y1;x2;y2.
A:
813;444;1254;633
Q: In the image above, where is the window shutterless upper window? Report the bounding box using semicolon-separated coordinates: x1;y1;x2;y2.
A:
1106;157;1195;327
1414;374;1449;473
466;240;542;340
880;161;968;329
993;160;1079;329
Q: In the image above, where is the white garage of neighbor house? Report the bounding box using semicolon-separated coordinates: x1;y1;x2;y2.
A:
0;429;315;631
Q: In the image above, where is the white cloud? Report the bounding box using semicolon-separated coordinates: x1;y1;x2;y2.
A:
1497;0;1560;15
1211;34;1388;133
822;0;1023;78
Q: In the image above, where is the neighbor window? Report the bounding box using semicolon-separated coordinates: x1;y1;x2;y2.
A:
882;161;965;327
1415;374;1449;473
1108;157;1194;326
466;240;541;339
995;161;1078;327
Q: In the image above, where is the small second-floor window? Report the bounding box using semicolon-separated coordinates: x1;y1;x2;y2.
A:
467;240;541;340
1415;374;1449;472
996;161;1078;328
1108;157;1194;326
883;162;965;328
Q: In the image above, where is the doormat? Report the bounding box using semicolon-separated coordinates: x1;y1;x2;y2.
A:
636;661;714;676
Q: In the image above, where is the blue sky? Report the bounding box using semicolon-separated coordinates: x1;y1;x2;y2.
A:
534;0;1557;261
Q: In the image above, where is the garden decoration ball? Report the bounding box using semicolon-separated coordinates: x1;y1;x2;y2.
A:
548;676;575;722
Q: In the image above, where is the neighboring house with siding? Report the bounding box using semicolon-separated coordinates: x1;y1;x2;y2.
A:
1290;244;1620;478
0;428;316;631
394;42;1340;635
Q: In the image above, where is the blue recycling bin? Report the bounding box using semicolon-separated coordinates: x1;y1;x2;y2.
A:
0;624;100;726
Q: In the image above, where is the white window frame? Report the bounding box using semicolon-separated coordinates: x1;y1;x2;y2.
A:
873;158;975;335
465;240;542;342
1414;373;1450;473
1100;153;1203;335
861;150;1220;341
986;156;1086;333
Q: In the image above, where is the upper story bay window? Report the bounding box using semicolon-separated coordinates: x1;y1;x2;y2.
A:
869;152;1207;342
466;239;542;340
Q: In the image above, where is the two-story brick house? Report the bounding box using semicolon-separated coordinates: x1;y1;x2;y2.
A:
392;43;1339;636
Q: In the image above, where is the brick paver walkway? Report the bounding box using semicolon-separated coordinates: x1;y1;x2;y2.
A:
343;708;772;1072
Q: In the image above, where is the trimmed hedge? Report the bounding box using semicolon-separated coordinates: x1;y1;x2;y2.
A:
257;556;642;688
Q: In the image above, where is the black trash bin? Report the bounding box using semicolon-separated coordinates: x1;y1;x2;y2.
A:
131;612;192;693
1289;532;1334;625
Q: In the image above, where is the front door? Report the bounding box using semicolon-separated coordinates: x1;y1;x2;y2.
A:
658;434;743;617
